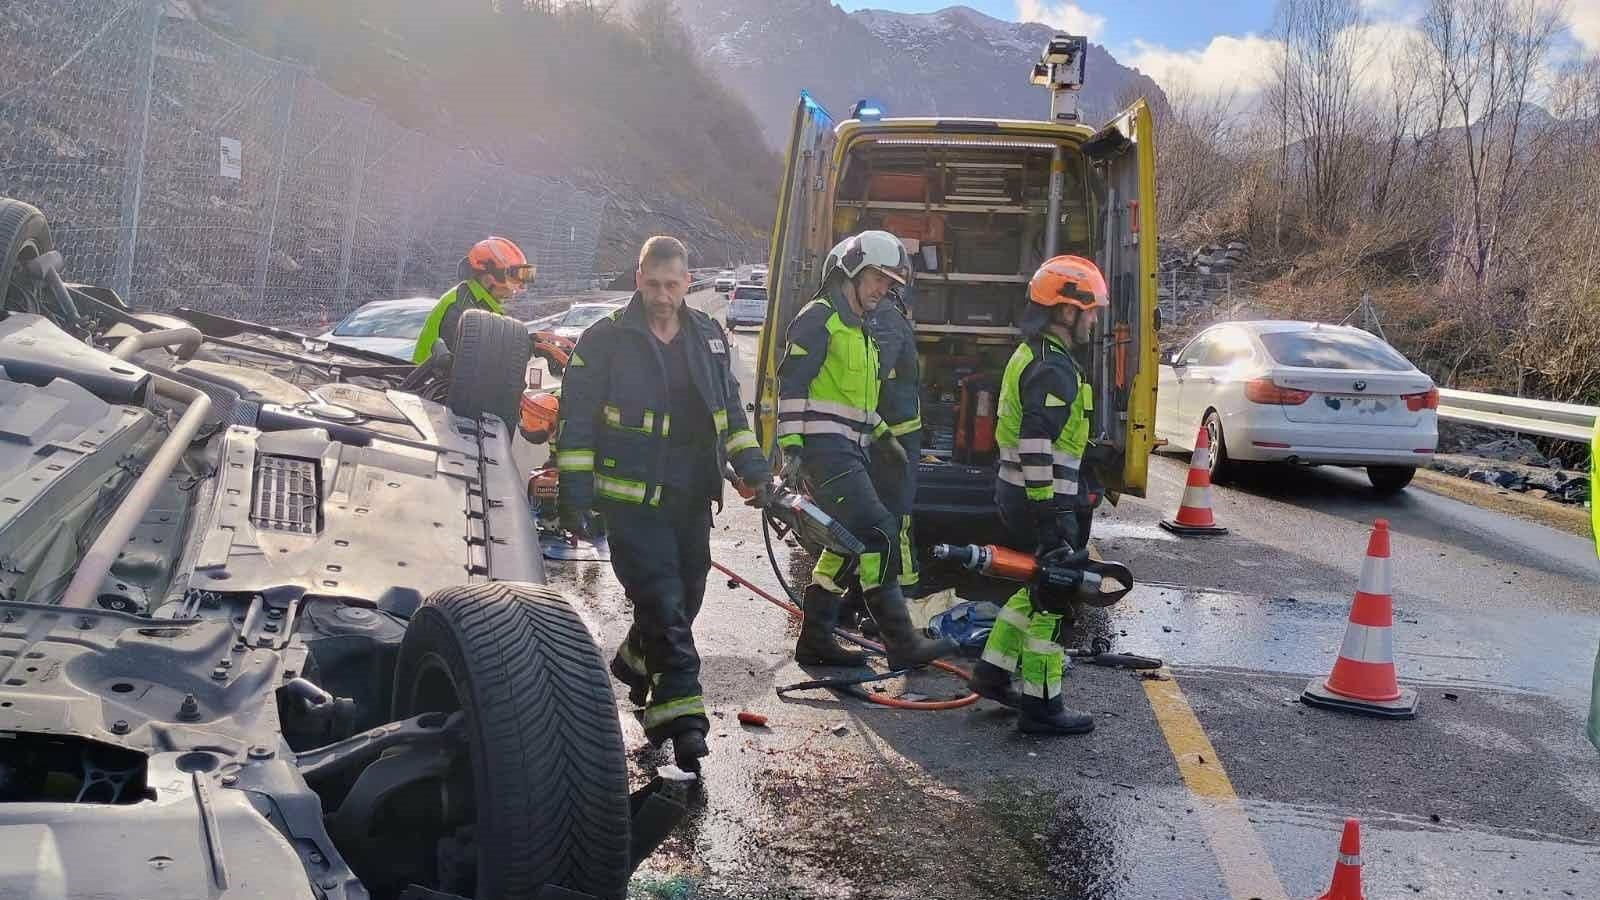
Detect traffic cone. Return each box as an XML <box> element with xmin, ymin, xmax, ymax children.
<box><xmin>1302</xmin><ymin>519</ymin><xmax>1419</xmax><ymax>718</ymax></box>
<box><xmin>1314</xmin><ymin>818</ymin><xmax>1365</xmax><ymax>899</ymax></box>
<box><xmin>1159</xmin><ymin>423</ymin><xmax>1228</xmax><ymax>536</ymax></box>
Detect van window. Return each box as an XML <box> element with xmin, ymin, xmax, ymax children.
<box><xmin>732</xmin><ymin>286</ymin><xmax>767</xmax><ymax>302</ymax></box>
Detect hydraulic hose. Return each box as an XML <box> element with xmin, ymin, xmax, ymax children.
<box><xmin>713</xmin><ymin>524</ymin><xmax>978</xmax><ymax>711</ymax></box>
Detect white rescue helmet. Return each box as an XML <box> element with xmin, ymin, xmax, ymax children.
<box><xmin>824</xmin><ymin>230</ymin><xmax>910</xmax><ymax>286</ymax></box>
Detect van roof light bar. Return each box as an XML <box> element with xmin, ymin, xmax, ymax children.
<box><xmin>869</xmin><ymin>138</ymin><xmax>1059</xmax><ymax>150</ymax></box>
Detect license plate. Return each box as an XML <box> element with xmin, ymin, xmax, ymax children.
<box><xmin>1322</xmin><ymin>394</ymin><xmax>1389</xmax><ymax>413</ymax></box>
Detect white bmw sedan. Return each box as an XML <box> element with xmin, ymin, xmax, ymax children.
<box><xmin>1155</xmin><ymin>321</ymin><xmax>1439</xmax><ymax>494</ymax></box>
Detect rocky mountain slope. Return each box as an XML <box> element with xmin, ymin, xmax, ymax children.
<box><xmin>673</xmin><ymin>1</ymin><xmax>1168</xmax><ymax>146</ymax></box>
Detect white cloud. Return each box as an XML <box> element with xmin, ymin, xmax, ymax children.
<box><xmin>1015</xmin><ymin>0</ymin><xmax>1106</xmax><ymax>40</ymax></box>
<box><xmin>1125</xmin><ymin>20</ymin><xmax>1433</xmax><ymax>107</ymax></box>
<box><xmin>1127</xmin><ymin>34</ymin><xmax>1283</xmax><ymax>101</ymax></box>
<box><xmin>1570</xmin><ymin>5</ymin><xmax>1600</xmax><ymax>53</ymax></box>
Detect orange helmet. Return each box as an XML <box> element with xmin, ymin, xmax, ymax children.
<box><xmin>519</xmin><ymin>390</ymin><xmax>560</xmax><ymax>444</ymax></box>
<box><xmin>1027</xmin><ymin>255</ymin><xmax>1108</xmax><ymax>311</ymax></box>
<box><xmin>466</xmin><ymin>236</ymin><xmax>536</xmax><ymax>287</ymax></box>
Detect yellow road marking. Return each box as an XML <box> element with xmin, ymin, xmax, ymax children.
<box><xmin>1143</xmin><ymin>672</ymin><xmax>1290</xmax><ymax>900</ymax></box>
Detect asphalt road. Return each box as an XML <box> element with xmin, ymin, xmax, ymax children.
<box><xmin>543</xmin><ymin>290</ymin><xmax>1600</xmax><ymax>900</ymax></box>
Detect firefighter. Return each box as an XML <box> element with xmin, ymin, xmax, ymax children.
<box><xmin>778</xmin><ymin>230</ymin><xmax>956</xmax><ymax>670</ymax></box>
<box><xmin>966</xmin><ymin>255</ymin><xmax>1108</xmax><ymax>736</ymax></box>
<box><xmin>868</xmin><ymin>278</ymin><xmax>924</xmax><ymax>597</ymax></box>
<box><xmin>413</xmin><ymin>236</ymin><xmax>536</xmax><ymax>364</ymax></box>
<box><xmin>555</xmin><ymin>236</ymin><xmax>770</xmax><ymax>771</ymax></box>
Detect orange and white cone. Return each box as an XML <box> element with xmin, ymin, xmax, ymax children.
<box><xmin>1314</xmin><ymin>818</ymin><xmax>1366</xmax><ymax>899</ymax></box>
<box><xmin>1302</xmin><ymin>519</ymin><xmax>1418</xmax><ymax>718</ymax></box>
<box><xmin>1159</xmin><ymin>423</ymin><xmax>1228</xmax><ymax>536</ymax></box>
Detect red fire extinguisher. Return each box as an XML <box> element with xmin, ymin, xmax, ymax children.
<box><xmin>955</xmin><ymin>373</ymin><xmax>998</xmax><ymax>463</ymax></box>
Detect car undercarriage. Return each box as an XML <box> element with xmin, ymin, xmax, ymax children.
<box><xmin>0</xmin><ymin>196</ymin><xmax>679</xmax><ymax>900</ymax></box>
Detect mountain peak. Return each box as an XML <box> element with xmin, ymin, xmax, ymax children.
<box><xmin>672</xmin><ymin>0</ymin><xmax>1166</xmax><ymax>145</ymax></box>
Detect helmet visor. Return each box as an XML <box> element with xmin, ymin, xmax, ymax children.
<box><xmin>501</xmin><ymin>263</ymin><xmax>538</xmax><ymax>287</ymax></box>
<box><xmin>868</xmin><ymin>264</ymin><xmax>907</xmax><ymax>286</ymax></box>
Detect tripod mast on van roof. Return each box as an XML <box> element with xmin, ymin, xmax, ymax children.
<box><xmin>1030</xmin><ymin>34</ymin><xmax>1088</xmax><ymax>125</ymax></box>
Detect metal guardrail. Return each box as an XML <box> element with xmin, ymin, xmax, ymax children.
<box><xmin>1437</xmin><ymin>388</ymin><xmax>1597</xmax><ymax>443</ymax></box>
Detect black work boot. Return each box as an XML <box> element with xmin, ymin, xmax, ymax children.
<box><xmin>1018</xmin><ymin>695</ymin><xmax>1095</xmax><ymax>736</ymax></box>
<box><xmin>672</xmin><ymin>729</ymin><xmax>709</xmax><ymax>772</ymax></box>
<box><xmin>864</xmin><ymin>583</ymin><xmax>958</xmax><ymax>670</ymax></box>
<box><xmin>794</xmin><ymin>585</ymin><xmax>869</xmax><ymax>666</ymax></box>
<box><xmin>608</xmin><ymin>655</ymin><xmax>650</xmax><ymax>708</ymax></box>
<box><xmin>967</xmin><ymin>660</ymin><xmax>1022</xmax><ymax>709</ymax></box>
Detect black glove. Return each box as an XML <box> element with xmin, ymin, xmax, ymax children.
<box><xmin>560</xmin><ymin>505</ymin><xmax>599</xmax><ymax>541</ymax></box>
<box><xmin>743</xmin><ymin>475</ymin><xmax>776</xmax><ymax>509</ymax></box>
<box><xmin>872</xmin><ymin>434</ymin><xmax>908</xmax><ymax>468</ymax></box>
<box><xmin>1032</xmin><ymin>545</ymin><xmax>1089</xmax><ymax>614</ymax></box>
<box><xmin>1032</xmin><ymin>503</ymin><xmax>1068</xmax><ymax>557</ymax></box>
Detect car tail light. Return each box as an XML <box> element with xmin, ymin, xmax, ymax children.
<box><xmin>1404</xmin><ymin>386</ymin><xmax>1440</xmax><ymax>412</ymax></box>
<box><xmin>1244</xmin><ymin>378</ymin><xmax>1311</xmax><ymax>405</ymax></box>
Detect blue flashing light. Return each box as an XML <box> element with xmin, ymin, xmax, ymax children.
<box><xmin>850</xmin><ymin>98</ymin><xmax>885</xmax><ymax>121</ymax></box>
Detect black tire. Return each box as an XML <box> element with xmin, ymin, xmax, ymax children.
<box><xmin>1202</xmin><ymin>410</ymin><xmax>1238</xmax><ymax>484</ymax></box>
<box><xmin>393</xmin><ymin>582</ymin><xmax>630</xmax><ymax>900</ymax></box>
<box><xmin>1367</xmin><ymin>465</ymin><xmax>1416</xmax><ymax>495</ymax></box>
<box><xmin>448</xmin><ymin>309</ymin><xmax>532</xmax><ymax>429</ymax></box>
<box><xmin>0</xmin><ymin>198</ymin><xmax>53</xmax><ymax>314</ymax></box>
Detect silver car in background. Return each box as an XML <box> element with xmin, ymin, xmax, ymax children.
<box><xmin>1156</xmin><ymin>321</ymin><xmax>1439</xmax><ymax>494</ymax></box>
<box><xmin>315</xmin><ymin>296</ymin><xmax>437</xmax><ymax>361</ymax></box>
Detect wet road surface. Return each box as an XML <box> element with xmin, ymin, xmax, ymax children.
<box><xmin>543</xmin><ymin>291</ymin><xmax>1600</xmax><ymax>899</ymax></box>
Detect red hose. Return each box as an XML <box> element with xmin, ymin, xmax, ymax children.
<box><xmin>710</xmin><ymin>560</ymin><xmax>980</xmax><ymax>711</ymax></box>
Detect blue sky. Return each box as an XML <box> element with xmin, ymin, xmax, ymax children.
<box><xmin>834</xmin><ymin>1</ymin><xmax>1600</xmax><ymax>103</ymax></box>
<box><xmin>836</xmin><ymin>0</ymin><xmax>1276</xmax><ymax>53</ymax></box>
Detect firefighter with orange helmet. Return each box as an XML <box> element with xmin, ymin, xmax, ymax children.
<box><xmin>967</xmin><ymin>255</ymin><xmax>1109</xmax><ymax>736</ymax></box>
<box><xmin>412</xmin><ymin>236</ymin><xmax>537</xmax><ymax>364</ymax></box>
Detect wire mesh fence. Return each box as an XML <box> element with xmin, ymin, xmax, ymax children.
<box><xmin>1158</xmin><ymin>270</ymin><xmax>1235</xmax><ymax>327</ymax></box>
<box><xmin>1</xmin><ymin>0</ymin><xmax>606</xmax><ymax>331</ymax></box>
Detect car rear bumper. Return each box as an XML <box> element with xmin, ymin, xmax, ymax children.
<box><xmin>1226</xmin><ymin>417</ymin><xmax>1438</xmax><ymax>466</ymax></box>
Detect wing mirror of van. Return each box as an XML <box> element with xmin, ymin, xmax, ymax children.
<box><xmin>1162</xmin><ymin>348</ymin><xmax>1183</xmax><ymax>367</ymax></box>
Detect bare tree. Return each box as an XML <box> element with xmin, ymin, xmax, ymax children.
<box><xmin>1421</xmin><ymin>0</ymin><xmax>1565</xmax><ymax>289</ymax></box>
<box><xmin>1268</xmin><ymin>0</ymin><xmax>1377</xmax><ymax>233</ymax></box>
<box><xmin>1117</xmin><ymin>84</ymin><xmax>1242</xmax><ymax>239</ymax></box>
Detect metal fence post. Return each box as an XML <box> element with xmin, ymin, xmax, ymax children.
<box><xmin>112</xmin><ymin>0</ymin><xmax>163</xmax><ymax>300</ymax></box>
<box><xmin>392</xmin><ymin>137</ymin><xmax>425</xmax><ymax>297</ymax></box>
<box><xmin>254</xmin><ymin>67</ymin><xmax>300</xmax><ymax>305</ymax></box>
<box><xmin>335</xmin><ymin>102</ymin><xmax>374</xmax><ymax>307</ymax></box>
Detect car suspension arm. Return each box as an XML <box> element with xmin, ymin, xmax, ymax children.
<box><xmin>60</xmin><ymin>328</ymin><xmax>212</xmax><ymax>608</ymax></box>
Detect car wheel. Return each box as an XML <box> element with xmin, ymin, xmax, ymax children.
<box><xmin>1367</xmin><ymin>465</ymin><xmax>1416</xmax><ymax>495</ymax></box>
<box><xmin>448</xmin><ymin>309</ymin><xmax>532</xmax><ymax>429</ymax></box>
<box><xmin>393</xmin><ymin>582</ymin><xmax>631</xmax><ymax>900</ymax></box>
<box><xmin>1202</xmin><ymin>411</ymin><xmax>1238</xmax><ymax>484</ymax></box>
<box><xmin>0</xmin><ymin>197</ymin><xmax>53</xmax><ymax>314</ymax></box>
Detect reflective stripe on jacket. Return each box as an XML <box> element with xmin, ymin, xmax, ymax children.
<box><xmin>555</xmin><ymin>293</ymin><xmax>768</xmax><ymax>509</ymax></box>
<box><xmin>776</xmin><ymin>288</ymin><xmax>887</xmax><ymax>456</ymax></box>
<box><xmin>995</xmin><ymin>333</ymin><xmax>1091</xmax><ymax>505</ymax></box>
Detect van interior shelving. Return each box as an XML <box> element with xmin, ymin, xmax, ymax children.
<box><xmin>831</xmin><ymin>139</ymin><xmax>1099</xmax><ymax>466</ymax></box>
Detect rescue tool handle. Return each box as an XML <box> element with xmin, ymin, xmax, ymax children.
<box><xmin>728</xmin><ymin>467</ymin><xmax>867</xmax><ymax>557</ymax></box>
<box><xmin>930</xmin><ymin>543</ymin><xmax>1134</xmax><ymax>608</ymax></box>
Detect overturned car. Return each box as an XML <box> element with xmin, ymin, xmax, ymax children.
<box><xmin>0</xmin><ymin>198</ymin><xmax>676</xmax><ymax>900</ymax></box>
